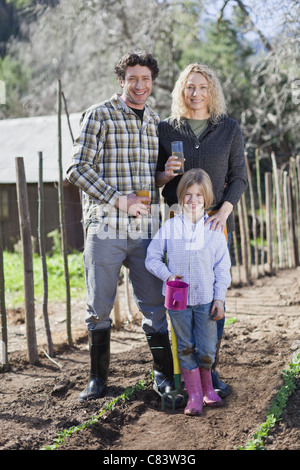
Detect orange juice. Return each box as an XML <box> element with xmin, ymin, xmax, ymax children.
<box><xmin>137</xmin><ymin>189</ymin><xmax>150</xmax><ymax>204</ymax></box>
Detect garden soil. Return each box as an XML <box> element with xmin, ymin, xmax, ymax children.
<box><xmin>0</xmin><ymin>267</ymin><xmax>300</xmax><ymax>452</ymax></box>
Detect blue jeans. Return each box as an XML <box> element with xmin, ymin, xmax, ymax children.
<box><xmin>83</xmin><ymin>223</ymin><xmax>168</xmax><ymax>334</ymax></box>
<box><xmin>168</xmin><ymin>302</ymin><xmax>218</xmax><ymax>370</ymax></box>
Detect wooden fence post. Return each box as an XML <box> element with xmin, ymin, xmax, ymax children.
<box><xmin>289</xmin><ymin>158</ymin><xmax>299</xmax><ymax>266</ymax></box>
<box><xmin>232</xmin><ymin>227</ymin><xmax>241</xmax><ymax>285</ymax></box>
<box><xmin>265</xmin><ymin>172</ymin><xmax>274</xmax><ymax>274</ymax></box>
<box><xmin>242</xmin><ymin>193</ymin><xmax>252</xmax><ymax>275</ymax></box>
<box><xmin>245</xmin><ymin>153</ymin><xmax>259</xmax><ymax>277</ymax></box>
<box><xmin>271</xmin><ymin>152</ymin><xmax>283</xmax><ymax>268</ymax></box>
<box><xmin>0</xmin><ymin>223</ymin><xmax>8</xmax><ymax>368</ymax></box>
<box><xmin>124</xmin><ymin>268</ymin><xmax>133</xmax><ymax>322</ymax></box>
<box><xmin>15</xmin><ymin>157</ymin><xmax>38</xmax><ymax>364</ymax></box>
<box><xmin>38</xmin><ymin>151</ymin><xmax>54</xmax><ymax>357</ymax></box>
<box><xmin>287</xmin><ymin>173</ymin><xmax>297</xmax><ymax>267</ymax></box>
<box><xmin>295</xmin><ymin>156</ymin><xmax>300</xmax><ymax>259</ymax></box>
<box><xmin>112</xmin><ymin>290</ymin><xmax>122</xmax><ymax>330</ymax></box>
<box><xmin>283</xmin><ymin>171</ymin><xmax>293</xmax><ymax>268</ymax></box>
<box><xmin>255</xmin><ymin>149</ymin><xmax>265</xmax><ymax>274</ymax></box>
<box><xmin>237</xmin><ymin>196</ymin><xmax>250</xmax><ymax>284</ymax></box>
<box><xmin>57</xmin><ymin>79</ymin><xmax>72</xmax><ymax>347</ymax></box>
<box><xmin>290</xmin><ymin>157</ymin><xmax>300</xmax><ymax>260</ymax></box>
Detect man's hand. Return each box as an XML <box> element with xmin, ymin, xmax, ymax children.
<box><xmin>115</xmin><ymin>193</ymin><xmax>151</xmax><ymax>217</ymax></box>
<box><xmin>210</xmin><ymin>300</ymin><xmax>225</xmax><ymax>321</ymax></box>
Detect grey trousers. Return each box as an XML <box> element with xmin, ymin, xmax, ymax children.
<box><xmin>83</xmin><ymin>224</ymin><xmax>168</xmax><ymax>334</ymax></box>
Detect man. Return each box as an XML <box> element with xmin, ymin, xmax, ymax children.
<box><xmin>66</xmin><ymin>51</ymin><xmax>176</xmax><ymax>405</ymax></box>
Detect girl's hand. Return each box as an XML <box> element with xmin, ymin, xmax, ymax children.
<box><xmin>167</xmin><ymin>274</ymin><xmax>183</xmax><ymax>281</ymax></box>
<box><xmin>210</xmin><ymin>300</ymin><xmax>225</xmax><ymax>321</ymax></box>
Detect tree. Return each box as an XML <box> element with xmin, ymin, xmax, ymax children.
<box><xmin>238</xmin><ymin>1</ymin><xmax>300</xmax><ymax>158</ymax></box>
<box><xmin>215</xmin><ymin>0</ymin><xmax>300</xmax><ymax>159</ymax></box>
<box><xmin>186</xmin><ymin>11</ymin><xmax>254</xmax><ymax>121</ymax></box>
<box><xmin>6</xmin><ymin>0</ymin><xmax>204</xmax><ymax>118</ymax></box>
<box><xmin>0</xmin><ymin>55</ymin><xmax>30</xmax><ymax>118</ymax></box>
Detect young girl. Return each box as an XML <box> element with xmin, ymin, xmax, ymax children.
<box><xmin>145</xmin><ymin>168</ymin><xmax>231</xmax><ymax>416</ymax></box>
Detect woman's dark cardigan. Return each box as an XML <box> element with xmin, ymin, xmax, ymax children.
<box><xmin>157</xmin><ymin>115</ymin><xmax>248</xmax><ymax>233</ymax></box>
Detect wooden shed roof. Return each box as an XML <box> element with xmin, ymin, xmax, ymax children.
<box><xmin>0</xmin><ymin>113</ymin><xmax>81</xmax><ymax>184</ymax></box>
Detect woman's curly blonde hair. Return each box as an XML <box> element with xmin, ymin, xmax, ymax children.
<box><xmin>171</xmin><ymin>63</ymin><xmax>226</xmax><ymax>124</ymax></box>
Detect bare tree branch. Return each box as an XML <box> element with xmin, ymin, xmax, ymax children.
<box><xmin>234</xmin><ymin>0</ymin><xmax>273</xmax><ymax>51</ymax></box>
<box><xmin>218</xmin><ymin>0</ymin><xmax>273</xmax><ymax>51</ymax></box>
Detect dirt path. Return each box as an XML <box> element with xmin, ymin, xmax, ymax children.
<box><xmin>0</xmin><ymin>267</ymin><xmax>299</xmax><ymax>451</ymax></box>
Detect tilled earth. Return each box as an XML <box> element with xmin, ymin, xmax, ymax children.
<box><xmin>0</xmin><ymin>267</ymin><xmax>300</xmax><ymax>452</ymax></box>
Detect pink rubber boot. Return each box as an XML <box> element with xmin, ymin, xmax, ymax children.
<box><xmin>200</xmin><ymin>368</ymin><xmax>224</xmax><ymax>407</ymax></box>
<box><xmin>182</xmin><ymin>367</ymin><xmax>203</xmax><ymax>416</ymax></box>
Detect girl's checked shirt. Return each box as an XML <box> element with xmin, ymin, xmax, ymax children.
<box><xmin>146</xmin><ymin>212</ymin><xmax>231</xmax><ymax>306</ymax></box>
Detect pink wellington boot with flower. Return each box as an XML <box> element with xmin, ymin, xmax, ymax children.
<box><xmin>182</xmin><ymin>367</ymin><xmax>203</xmax><ymax>416</ymax></box>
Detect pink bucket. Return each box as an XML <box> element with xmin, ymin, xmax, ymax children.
<box><xmin>164</xmin><ymin>280</ymin><xmax>189</xmax><ymax>311</ymax></box>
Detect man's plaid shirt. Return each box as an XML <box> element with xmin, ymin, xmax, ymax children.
<box><xmin>67</xmin><ymin>94</ymin><xmax>160</xmax><ymax>232</ymax></box>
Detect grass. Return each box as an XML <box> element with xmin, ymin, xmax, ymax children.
<box><xmin>3</xmin><ymin>250</ymin><xmax>86</xmax><ymax>308</ymax></box>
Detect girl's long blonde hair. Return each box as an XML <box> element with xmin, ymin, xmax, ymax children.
<box><xmin>171</xmin><ymin>63</ymin><xmax>226</xmax><ymax>124</ymax></box>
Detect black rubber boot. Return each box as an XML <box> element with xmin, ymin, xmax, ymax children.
<box><xmin>78</xmin><ymin>328</ymin><xmax>111</xmax><ymax>402</ymax></box>
<box><xmin>212</xmin><ymin>338</ymin><xmax>230</xmax><ymax>398</ymax></box>
<box><xmin>146</xmin><ymin>332</ymin><xmax>182</xmax><ymax>408</ymax></box>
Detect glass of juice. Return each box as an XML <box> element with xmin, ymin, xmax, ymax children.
<box><xmin>137</xmin><ymin>184</ymin><xmax>150</xmax><ymax>205</ymax></box>
<box><xmin>171</xmin><ymin>141</ymin><xmax>184</xmax><ymax>174</ymax></box>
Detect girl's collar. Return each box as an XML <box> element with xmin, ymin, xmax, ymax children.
<box><xmin>179</xmin><ymin>211</ymin><xmax>208</xmax><ymax>225</ymax></box>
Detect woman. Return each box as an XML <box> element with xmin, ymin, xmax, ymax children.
<box><xmin>156</xmin><ymin>63</ymin><xmax>247</xmax><ymax>397</ymax></box>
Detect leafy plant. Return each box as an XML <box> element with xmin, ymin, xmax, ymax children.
<box><xmin>225</xmin><ymin>317</ymin><xmax>237</xmax><ymax>327</ymax></box>
<box><xmin>41</xmin><ymin>378</ymin><xmax>149</xmax><ymax>450</ymax></box>
<box><xmin>239</xmin><ymin>353</ymin><xmax>300</xmax><ymax>450</ymax></box>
